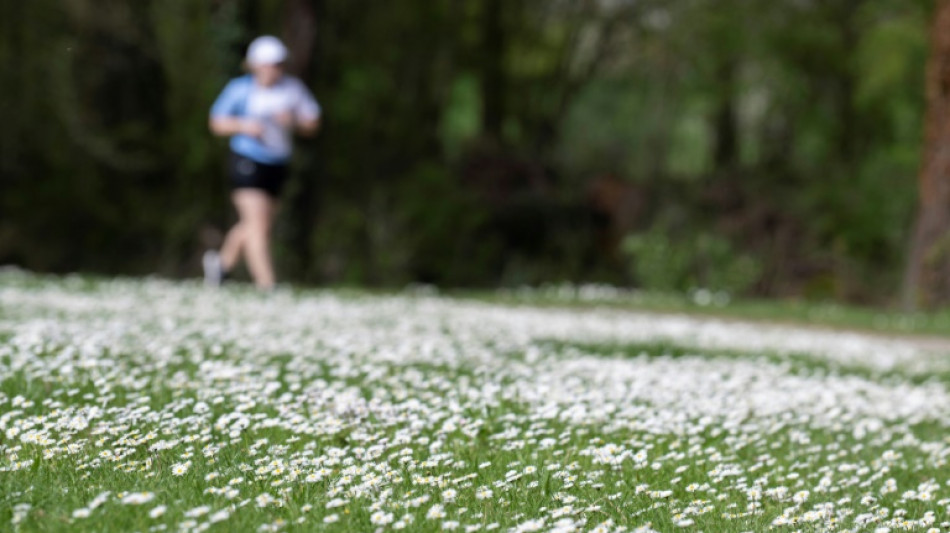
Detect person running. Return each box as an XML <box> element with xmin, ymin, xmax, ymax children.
<box><xmin>203</xmin><ymin>35</ymin><xmax>321</xmax><ymax>290</ymax></box>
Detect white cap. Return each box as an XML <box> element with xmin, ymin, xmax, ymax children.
<box><xmin>246</xmin><ymin>36</ymin><xmax>288</xmax><ymax>66</ymax></box>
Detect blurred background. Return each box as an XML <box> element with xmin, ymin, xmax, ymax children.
<box><xmin>0</xmin><ymin>0</ymin><xmax>941</xmax><ymax>306</ymax></box>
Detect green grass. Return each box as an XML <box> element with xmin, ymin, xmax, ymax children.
<box><xmin>1</xmin><ymin>272</ymin><xmax>949</xmax><ymax>532</ymax></box>
<box><xmin>4</xmin><ymin>373</ymin><xmax>947</xmax><ymax>532</ymax></box>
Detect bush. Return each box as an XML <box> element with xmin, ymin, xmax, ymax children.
<box><xmin>622</xmin><ymin>226</ymin><xmax>762</xmax><ymax>296</ymax></box>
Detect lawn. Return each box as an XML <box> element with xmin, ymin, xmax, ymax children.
<box><xmin>1</xmin><ymin>271</ymin><xmax>949</xmax><ymax>532</ymax></box>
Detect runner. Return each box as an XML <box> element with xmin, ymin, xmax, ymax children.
<box><xmin>204</xmin><ymin>35</ymin><xmax>321</xmax><ymax>290</ymax></box>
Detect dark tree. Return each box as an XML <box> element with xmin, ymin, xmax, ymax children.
<box><xmin>905</xmin><ymin>0</ymin><xmax>950</xmax><ymax>308</ymax></box>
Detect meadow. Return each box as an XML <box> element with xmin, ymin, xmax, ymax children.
<box><xmin>1</xmin><ymin>271</ymin><xmax>949</xmax><ymax>532</ymax></box>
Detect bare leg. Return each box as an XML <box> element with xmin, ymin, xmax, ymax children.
<box><xmin>219</xmin><ymin>223</ymin><xmax>245</xmax><ymax>273</ymax></box>
<box><xmin>232</xmin><ymin>189</ymin><xmax>277</xmax><ymax>289</ymax></box>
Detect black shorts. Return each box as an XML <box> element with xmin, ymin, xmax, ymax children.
<box><xmin>228</xmin><ymin>151</ymin><xmax>289</xmax><ymax>197</ymax></box>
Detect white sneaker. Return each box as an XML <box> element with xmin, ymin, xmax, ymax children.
<box><xmin>202</xmin><ymin>250</ymin><xmax>223</xmax><ymax>287</ymax></box>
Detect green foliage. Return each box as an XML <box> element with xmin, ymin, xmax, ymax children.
<box><xmin>0</xmin><ymin>0</ymin><xmax>936</xmax><ymax>303</ymax></box>
<box><xmin>440</xmin><ymin>75</ymin><xmax>483</xmax><ymax>159</ymax></box>
<box><xmin>622</xmin><ymin>227</ymin><xmax>762</xmax><ymax>296</ymax></box>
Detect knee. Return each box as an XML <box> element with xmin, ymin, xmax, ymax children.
<box><xmin>244</xmin><ymin>221</ymin><xmax>270</xmax><ymax>244</ymax></box>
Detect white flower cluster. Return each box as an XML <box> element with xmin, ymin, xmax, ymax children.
<box><xmin>0</xmin><ymin>272</ymin><xmax>948</xmax><ymax>532</ymax></box>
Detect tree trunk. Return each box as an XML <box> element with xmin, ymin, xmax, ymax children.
<box><xmin>904</xmin><ymin>0</ymin><xmax>950</xmax><ymax>309</ymax></box>
<box><xmin>283</xmin><ymin>0</ymin><xmax>320</xmax><ymax>281</ymax></box>
<box><xmin>283</xmin><ymin>0</ymin><xmax>316</xmax><ymax>77</ymax></box>
<box><xmin>713</xmin><ymin>57</ymin><xmax>739</xmax><ymax>170</ymax></box>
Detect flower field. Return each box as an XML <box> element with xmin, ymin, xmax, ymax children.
<box><xmin>2</xmin><ymin>272</ymin><xmax>950</xmax><ymax>532</ymax></box>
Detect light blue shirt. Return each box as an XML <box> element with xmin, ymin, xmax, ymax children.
<box><xmin>210</xmin><ymin>75</ymin><xmax>321</xmax><ymax>165</ymax></box>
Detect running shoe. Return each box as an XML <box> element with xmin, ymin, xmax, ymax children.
<box><xmin>202</xmin><ymin>250</ymin><xmax>223</xmax><ymax>287</ymax></box>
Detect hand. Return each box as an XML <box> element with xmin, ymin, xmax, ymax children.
<box><xmin>273</xmin><ymin>111</ymin><xmax>295</xmax><ymax>129</ymax></box>
<box><xmin>241</xmin><ymin>119</ymin><xmax>265</xmax><ymax>138</ymax></box>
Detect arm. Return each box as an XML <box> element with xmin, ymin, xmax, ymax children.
<box><xmin>209</xmin><ymin>116</ymin><xmax>264</xmax><ymax>138</ymax></box>
<box><xmin>290</xmin><ymin>79</ymin><xmax>322</xmax><ymax>138</ymax></box>
<box><xmin>273</xmin><ymin>111</ymin><xmax>320</xmax><ymax>137</ymax></box>
<box><xmin>295</xmin><ymin>115</ymin><xmax>320</xmax><ymax>137</ymax></box>
<box><xmin>209</xmin><ymin>77</ymin><xmax>263</xmax><ymax>138</ymax></box>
